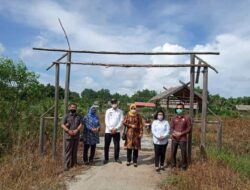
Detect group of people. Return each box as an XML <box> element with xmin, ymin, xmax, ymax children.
<box><xmin>61</xmin><ymin>99</ymin><xmax>191</xmax><ymax>172</ymax></box>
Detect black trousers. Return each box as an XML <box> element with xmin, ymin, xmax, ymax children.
<box><xmin>65</xmin><ymin>138</ymin><xmax>79</xmax><ymax>169</ymax></box>
<box><xmin>171</xmin><ymin>140</ymin><xmax>187</xmax><ymax>169</ymax></box>
<box><xmin>127</xmin><ymin>149</ymin><xmax>139</xmax><ymax>163</ymax></box>
<box><xmin>83</xmin><ymin>143</ymin><xmax>96</xmax><ymax>163</ymax></box>
<box><xmin>154</xmin><ymin>143</ymin><xmax>167</xmax><ymax>167</ymax></box>
<box><xmin>104</xmin><ymin>133</ymin><xmax>120</xmax><ymax>161</ymax></box>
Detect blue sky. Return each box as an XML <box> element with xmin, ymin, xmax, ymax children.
<box><xmin>0</xmin><ymin>0</ymin><xmax>250</xmax><ymax>97</ymax></box>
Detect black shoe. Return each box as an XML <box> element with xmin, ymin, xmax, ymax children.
<box><xmin>126</xmin><ymin>162</ymin><xmax>131</xmax><ymax>166</ymax></box>
<box><xmin>103</xmin><ymin>160</ymin><xmax>109</xmax><ymax>165</ymax></box>
<box><xmin>155</xmin><ymin>167</ymin><xmax>160</xmax><ymax>172</ymax></box>
<box><xmin>115</xmin><ymin>159</ymin><xmax>122</xmax><ymax>164</ymax></box>
<box><xmin>160</xmin><ymin>166</ymin><xmax>165</xmax><ymax>171</ymax></box>
<box><xmin>181</xmin><ymin>167</ymin><xmax>187</xmax><ymax>171</ymax></box>
<box><xmin>134</xmin><ymin>163</ymin><xmax>138</xmax><ymax>167</ymax></box>
<box><xmin>84</xmin><ymin>162</ymin><xmax>90</xmax><ymax>165</ymax></box>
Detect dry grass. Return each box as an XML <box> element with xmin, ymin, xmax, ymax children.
<box><xmin>161</xmin><ymin>159</ymin><xmax>250</xmax><ymax>190</ymax></box>
<box><xmin>161</xmin><ymin>117</ymin><xmax>250</xmax><ymax>190</ymax></box>
<box><xmin>0</xmin><ymin>139</ymin><xmax>87</xmax><ymax>190</ymax></box>
<box><xmin>0</xmin><ymin>151</ymin><xmax>65</xmax><ymax>190</ymax></box>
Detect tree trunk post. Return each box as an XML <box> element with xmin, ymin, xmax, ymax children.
<box><xmin>188</xmin><ymin>54</ymin><xmax>195</xmax><ymax>163</ymax></box>
<box><xmin>52</xmin><ymin>63</ymin><xmax>60</xmax><ymax>159</ymax></box>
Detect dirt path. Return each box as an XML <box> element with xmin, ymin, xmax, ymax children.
<box><xmin>67</xmin><ymin>137</ymin><xmax>169</xmax><ymax>190</ymax></box>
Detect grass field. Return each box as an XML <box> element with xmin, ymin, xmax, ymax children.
<box><xmin>161</xmin><ymin>117</ymin><xmax>250</xmax><ymax>190</ymax></box>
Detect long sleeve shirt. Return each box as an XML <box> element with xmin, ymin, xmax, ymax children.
<box><xmin>151</xmin><ymin>120</ymin><xmax>170</xmax><ymax>145</ymax></box>
<box><xmin>105</xmin><ymin>108</ymin><xmax>124</xmax><ymax>133</ymax></box>
<box><xmin>170</xmin><ymin>115</ymin><xmax>192</xmax><ymax>142</ymax></box>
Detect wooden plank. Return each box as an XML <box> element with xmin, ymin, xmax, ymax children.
<box><xmin>52</xmin><ymin>63</ymin><xmax>60</xmax><ymax>159</ymax></box>
<box><xmin>188</xmin><ymin>54</ymin><xmax>195</xmax><ymax>163</ymax></box>
<box><xmin>33</xmin><ymin>47</ymin><xmax>220</xmax><ymax>55</ymax></box>
<box><xmin>201</xmin><ymin>66</ymin><xmax>208</xmax><ymax>160</ymax></box>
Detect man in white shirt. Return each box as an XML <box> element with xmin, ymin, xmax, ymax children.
<box><xmin>103</xmin><ymin>99</ymin><xmax>124</xmax><ymax>164</ymax></box>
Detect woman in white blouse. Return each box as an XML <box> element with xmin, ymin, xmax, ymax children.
<box><xmin>151</xmin><ymin>110</ymin><xmax>170</xmax><ymax>172</ymax></box>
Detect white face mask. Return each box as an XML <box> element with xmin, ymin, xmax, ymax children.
<box><xmin>112</xmin><ymin>104</ymin><xmax>118</xmax><ymax>109</ymax></box>
<box><xmin>157</xmin><ymin>115</ymin><xmax>163</xmax><ymax>121</ymax></box>
<box><xmin>130</xmin><ymin>109</ymin><xmax>136</xmax><ymax>113</ymax></box>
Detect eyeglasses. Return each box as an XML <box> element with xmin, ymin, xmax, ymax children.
<box><xmin>131</xmin><ymin>108</ymin><xmax>136</xmax><ymax>110</ymax></box>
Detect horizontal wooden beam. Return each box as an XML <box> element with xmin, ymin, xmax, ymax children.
<box><xmin>33</xmin><ymin>47</ymin><xmax>220</xmax><ymax>55</ymax></box>
<box><xmin>53</xmin><ymin>61</ymin><xmax>210</xmax><ymax>68</ymax></box>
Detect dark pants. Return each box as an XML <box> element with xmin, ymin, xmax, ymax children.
<box><xmin>127</xmin><ymin>149</ymin><xmax>139</xmax><ymax>163</ymax></box>
<box><xmin>104</xmin><ymin>133</ymin><xmax>120</xmax><ymax>161</ymax></box>
<box><xmin>83</xmin><ymin>143</ymin><xmax>96</xmax><ymax>163</ymax></box>
<box><xmin>65</xmin><ymin>138</ymin><xmax>79</xmax><ymax>169</ymax></box>
<box><xmin>171</xmin><ymin>140</ymin><xmax>187</xmax><ymax>169</ymax></box>
<box><xmin>154</xmin><ymin>143</ymin><xmax>167</xmax><ymax>167</ymax></box>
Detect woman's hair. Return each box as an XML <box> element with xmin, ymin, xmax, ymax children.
<box><xmin>154</xmin><ymin>110</ymin><xmax>165</xmax><ymax>120</ymax></box>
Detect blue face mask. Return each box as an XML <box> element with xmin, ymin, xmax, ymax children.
<box><xmin>176</xmin><ymin>108</ymin><xmax>183</xmax><ymax>115</ymax></box>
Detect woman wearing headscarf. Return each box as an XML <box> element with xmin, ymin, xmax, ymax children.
<box><xmin>123</xmin><ymin>104</ymin><xmax>143</xmax><ymax>167</ymax></box>
<box><xmin>82</xmin><ymin>105</ymin><xmax>100</xmax><ymax>165</ymax></box>
<box><xmin>151</xmin><ymin>110</ymin><xmax>170</xmax><ymax>172</ymax></box>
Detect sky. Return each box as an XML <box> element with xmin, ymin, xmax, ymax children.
<box><xmin>0</xmin><ymin>0</ymin><xmax>250</xmax><ymax>97</ymax></box>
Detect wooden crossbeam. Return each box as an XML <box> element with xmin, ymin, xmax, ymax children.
<box><xmin>53</xmin><ymin>61</ymin><xmax>209</xmax><ymax>68</ymax></box>
<box><xmin>33</xmin><ymin>47</ymin><xmax>220</xmax><ymax>55</ymax></box>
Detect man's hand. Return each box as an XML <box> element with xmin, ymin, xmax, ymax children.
<box><xmin>72</xmin><ymin>129</ymin><xmax>79</xmax><ymax>136</ymax></box>
<box><xmin>159</xmin><ymin>136</ymin><xmax>164</xmax><ymax>140</ymax></box>
<box><xmin>111</xmin><ymin>128</ymin><xmax>117</xmax><ymax>134</ymax></box>
<box><xmin>173</xmin><ymin>131</ymin><xmax>182</xmax><ymax>138</ymax></box>
<box><xmin>68</xmin><ymin>130</ymin><xmax>74</xmax><ymax>136</ymax></box>
<box><xmin>139</xmin><ymin>134</ymin><xmax>143</xmax><ymax>138</ymax></box>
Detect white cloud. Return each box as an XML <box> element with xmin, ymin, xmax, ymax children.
<box><xmin>193</xmin><ymin>33</ymin><xmax>250</xmax><ymax>97</ymax></box>
<box><xmin>1</xmin><ymin>1</ymin><xmax>250</xmax><ymax>98</ymax></box>
<box><xmin>142</xmin><ymin>43</ymin><xmax>189</xmax><ymax>91</ymax></box>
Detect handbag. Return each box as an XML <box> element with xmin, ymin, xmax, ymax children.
<box><xmin>122</xmin><ymin>125</ymin><xmax>127</xmax><ymax>140</ymax></box>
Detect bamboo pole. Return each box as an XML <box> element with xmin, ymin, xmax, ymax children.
<box><xmin>52</xmin><ymin>63</ymin><xmax>60</xmax><ymax>159</ymax></box>
<box><xmin>33</xmin><ymin>47</ymin><xmax>220</xmax><ymax>55</ymax></box>
<box><xmin>188</xmin><ymin>54</ymin><xmax>195</xmax><ymax>163</ymax></box>
<box><xmin>216</xmin><ymin>121</ymin><xmax>222</xmax><ymax>150</ymax></box>
<box><xmin>46</xmin><ymin>52</ymin><xmax>68</xmax><ymax>71</ymax></box>
<box><xmin>39</xmin><ymin>117</ymin><xmax>45</xmax><ymax>156</ymax></box>
<box><xmin>53</xmin><ymin>61</ymin><xmax>206</xmax><ymax>68</ymax></box>
<box><xmin>201</xmin><ymin>66</ymin><xmax>208</xmax><ymax>160</ymax></box>
<box><xmin>195</xmin><ymin>55</ymin><xmax>219</xmax><ymax>73</ymax></box>
<box><xmin>195</xmin><ymin>60</ymin><xmax>202</xmax><ymax>83</ymax></box>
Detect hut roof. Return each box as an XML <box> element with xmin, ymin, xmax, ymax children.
<box><xmin>149</xmin><ymin>85</ymin><xmax>203</xmax><ymax>102</ymax></box>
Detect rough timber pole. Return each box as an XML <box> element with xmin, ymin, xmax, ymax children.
<box><xmin>188</xmin><ymin>54</ymin><xmax>195</xmax><ymax>163</ymax></box>
<box><xmin>52</xmin><ymin>63</ymin><xmax>60</xmax><ymax>159</ymax></box>
<box><xmin>201</xmin><ymin>66</ymin><xmax>208</xmax><ymax>160</ymax></box>
<box><xmin>63</xmin><ymin>52</ymin><xmax>71</xmax><ymax>161</ymax></box>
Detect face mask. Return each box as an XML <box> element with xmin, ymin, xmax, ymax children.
<box><xmin>130</xmin><ymin>109</ymin><xmax>136</xmax><ymax>113</ymax></box>
<box><xmin>112</xmin><ymin>104</ymin><xmax>118</xmax><ymax>109</ymax></box>
<box><xmin>70</xmin><ymin>109</ymin><xmax>76</xmax><ymax>114</ymax></box>
<box><xmin>157</xmin><ymin>115</ymin><xmax>163</xmax><ymax>120</ymax></box>
<box><xmin>176</xmin><ymin>108</ymin><xmax>183</xmax><ymax>115</ymax></box>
